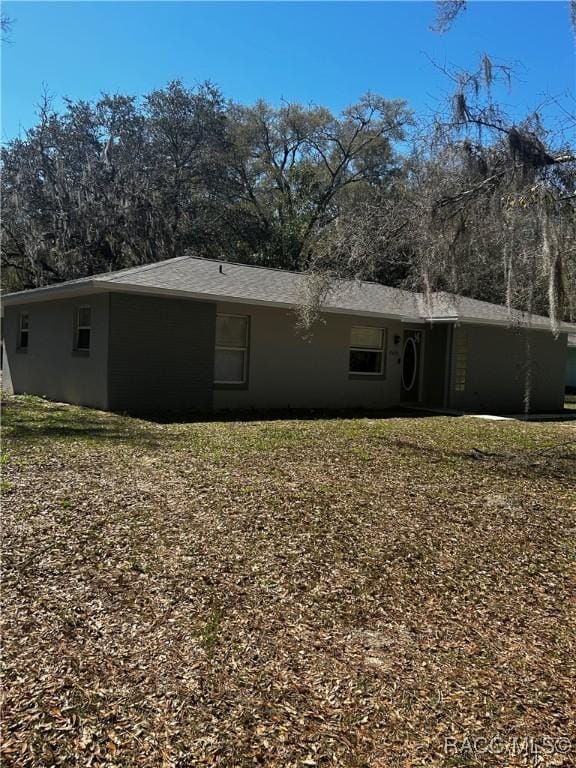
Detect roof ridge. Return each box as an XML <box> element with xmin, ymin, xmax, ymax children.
<box><xmin>180</xmin><ymin>254</ymin><xmax>305</xmax><ymax>278</ymax></box>
<box><xmin>174</xmin><ymin>254</ymin><xmax>418</xmax><ymax>297</ymax></box>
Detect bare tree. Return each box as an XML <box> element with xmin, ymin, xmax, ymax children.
<box><xmin>219</xmin><ymin>95</ymin><xmax>412</xmax><ymax>270</ymax></box>
<box><xmin>304</xmin><ymin>57</ymin><xmax>575</xmax><ymax>344</ymax></box>
<box><xmin>1</xmin><ymin>11</ymin><xmax>12</xmax><ymax>38</ymax></box>
<box><xmin>431</xmin><ymin>0</ymin><xmax>466</xmax><ymax>33</ymax></box>
<box><xmin>433</xmin><ymin>0</ymin><xmax>576</xmax><ymax>36</ymax></box>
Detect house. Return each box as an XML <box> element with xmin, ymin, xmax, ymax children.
<box><xmin>567</xmin><ymin>335</ymin><xmax>576</xmax><ymax>394</ymax></box>
<box><xmin>1</xmin><ymin>255</ymin><xmax>573</xmax><ymax>415</ymax></box>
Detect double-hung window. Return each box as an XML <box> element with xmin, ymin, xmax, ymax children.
<box><xmin>75</xmin><ymin>306</ymin><xmax>92</xmax><ymax>352</ymax></box>
<box><xmin>214</xmin><ymin>314</ymin><xmax>249</xmax><ymax>384</ymax></box>
<box><xmin>454</xmin><ymin>328</ymin><xmax>467</xmax><ymax>392</ymax></box>
<box><xmin>18</xmin><ymin>312</ymin><xmax>29</xmax><ymax>350</ymax></box>
<box><xmin>349</xmin><ymin>326</ymin><xmax>385</xmax><ymax>375</ymax></box>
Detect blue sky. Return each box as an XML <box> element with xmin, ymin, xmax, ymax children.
<box><xmin>2</xmin><ymin>1</ymin><xmax>574</xmax><ymax>142</ymax></box>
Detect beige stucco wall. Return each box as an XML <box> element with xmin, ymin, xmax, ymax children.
<box><xmin>213</xmin><ymin>302</ymin><xmax>408</xmax><ymax>410</ymax></box>
<box><xmin>449</xmin><ymin>324</ymin><xmax>568</xmax><ymax>413</ymax></box>
<box><xmin>2</xmin><ymin>294</ymin><xmax>110</xmax><ymax>410</ymax></box>
<box><xmin>3</xmin><ymin>293</ymin><xmax>568</xmax><ymax>416</ymax></box>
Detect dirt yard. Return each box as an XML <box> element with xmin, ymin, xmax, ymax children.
<box><xmin>2</xmin><ymin>395</ymin><xmax>575</xmax><ymax>767</ymax></box>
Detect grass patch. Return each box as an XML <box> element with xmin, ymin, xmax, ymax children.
<box><xmin>2</xmin><ymin>393</ymin><xmax>575</xmax><ymax>767</ymax></box>
<box><xmin>1</xmin><ymin>394</ymin><xmax>158</xmax><ymax>446</ymax></box>
<box><xmin>202</xmin><ymin>606</ymin><xmax>225</xmax><ymax>657</ymax></box>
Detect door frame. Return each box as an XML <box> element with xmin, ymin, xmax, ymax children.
<box><xmin>400</xmin><ymin>328</ymin><xmax>425</xmax><ymax>403</ymax></box>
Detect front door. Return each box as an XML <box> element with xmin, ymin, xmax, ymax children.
<box><xmin>401</xmin><ymin>330</ymin><xmax>423</xmax><ymax>403</ymax></box>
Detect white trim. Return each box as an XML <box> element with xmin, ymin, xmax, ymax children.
<box><xmin>0</xmin><ymin>281</ymin><xmax>424</xmax><ymax>324</ymax></box>
<box><xmin>2</xmin><ymin>280</ymin><xmax>102</xmax><ymax>306</ymax></box>
<box><xmin>400</xmin><ymin>328</ymin><xmax>425</xmax><ymax>401</ymax></box>
<box><xmin>2</xmin><ymin>279</ymin><xmax>575</xmax><ymax>333</ymax></box>
<box><xmin>427</xmin><ymin>314</ymin><xmax>569</xmax><ymax>331</ymax></box>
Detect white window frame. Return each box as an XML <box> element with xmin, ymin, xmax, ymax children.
<box><xmin>18</xmin><ymin>312</ymin><xmax>29</xmax><ymax>350</ymax></box>
<box><xmin>453</xmin><ymin>328</ymin><xmax>467</xmax><ymax>392</ymax></box>
<box><xmin>75</xmin><ymin>305</ymin><xmax>92</xmax><ymax>351</ymax></box>
<box><xmin>214</xmin><ymin>313</ymin><xmax>249</xmax><ymax>385</ymax></box>
<box><xmin>349</xmin><ymin>326</ymin><xmax>385</xmax><ymax>376</ymax></box>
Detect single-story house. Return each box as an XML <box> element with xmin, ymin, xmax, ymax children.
<box><xmin>2</xmin><ymin>255</ymin><xmax>574</xmax><ymax>415</ymax></box>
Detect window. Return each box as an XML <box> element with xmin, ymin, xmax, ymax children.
<box><xmin>75</xmin><ymin>306</ymin><xmax>91</xmax><ymax>351</ymax></box>
<box><xmin>214</xmin><ymin>314</ymin><xmax>249</xmax><ymax>384</ymax></box>
<box><xmin>454</xmin><ymin>328</ymin><xmax>467</xmax><ymax>392</ymax></box>
<box><xmin>18</xmin><ymin>312</ymin><xmax>29</xmax><ymax>350</ymax></box>
<box><xmin>349</xmin><ymin>326</ymin><xmax>385</xmax><ymax>375</ymax></box>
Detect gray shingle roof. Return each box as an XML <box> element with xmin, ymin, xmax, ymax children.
<box><xmin>107</xmin><ymin>256</ymin><xmax>423</xmax><ymax>319</ymax></box>
<box><xmin>416</xmin><ymin>292</ymin><xmax>561</xmax><ymax>329</ymax></box>
<box><xmin>3</xmin><ymin>255</ymin><xmax>575</xmax><ymax>332</ymax></box>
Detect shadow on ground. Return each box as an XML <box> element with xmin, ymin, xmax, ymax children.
<box><xmin>2</xmin><ymin>397</ymin><xmax>160</xmax><ymax>445</ymax></box>
<box><xmin>136</xmin><ymin>406</ymin><xmax>456</xmax><ymax>425</ymax></box>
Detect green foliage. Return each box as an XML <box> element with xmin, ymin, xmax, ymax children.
<box><xmin>2</xmin><ymin>70</ymin><xmax>573</xmax><ymax>330</ymax></box>
<box><xmin>1</xmin><ymin>82</ymin><xmax>409</xmax><ymax>288</ymax></box>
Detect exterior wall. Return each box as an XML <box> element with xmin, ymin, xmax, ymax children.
<box><xmin>213</xmin><ymin>302</ymin><xmax>405</xmax><ymax>410</ymax></box>
<box><xmin>2</xmin><ymin>295</ymin><xmax>109</xmax><ymax>409</ymax></box>
<box><xmin>448</xmin><ymin>324</ymin><xmax>568</xmax><ymax>413</ymax></box>
<box><xmin>3</xmin><ymin>291</ymin><xmax>569</xmax><ymax>416</ymax></box>
<box><xmin>566</xmin><ymin>348</ymin><xmax>576</xmax><ymax>392</ymax></box>
<box><xmin>107</xmin><ymin>292</ymin><xmax>216</xmax><ymax>414</ymax></box>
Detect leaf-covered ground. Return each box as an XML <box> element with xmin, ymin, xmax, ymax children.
<box><xmin>2</xmin><ymin>395</ymin><xmax>575</xmax><ymax>767</ymax></box>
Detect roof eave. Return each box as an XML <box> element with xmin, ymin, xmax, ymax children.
<box><xmin>2</xmin><ymin>279</ymin><xmax>574</xmax><ymax>333</ymax></box>
<box><xmin>1</xmin><ymin>279</ymin><xmax>109</xmax><ymax>307</ymax></box>
<box><xmin>1</xmin><ymin>279</ymin><xmax>423</xmax><ymax>322</ymax></box>
<box><xmin>433</xmin><ymin>314</ymin><xmax>573</xmax><ymax>333</ymax></box>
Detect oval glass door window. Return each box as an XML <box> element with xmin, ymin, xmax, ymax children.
<box><xmin>402</xmin><ymin>337</ymin><xmax>418</xmax><ymax>391</ymax></box>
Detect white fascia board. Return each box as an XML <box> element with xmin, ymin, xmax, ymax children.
<box><xmin>4</xmin><ymin>279</ymin><xmax>573</xmax><ymax>333</ymax></box>
<box><xmin>431</xmin><ymin>314</ymin><xmax>573</xmax><ymax>333</ymax></box>
<box><xmin>423</xmin><ymin>316</ymin><xmax>459</xmax><ymax>323</ymax></box>
<box><xmin>463</xmin><ymin>316</ymin><xmax>573</xmax><ymax>333</ymax></box>
<box><xmin>1</xmin><ymin>280</ymin><xmax>105</xmax><ymax>307</ymax></box>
